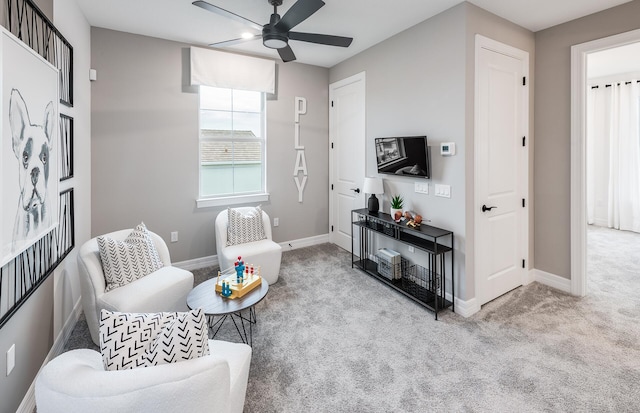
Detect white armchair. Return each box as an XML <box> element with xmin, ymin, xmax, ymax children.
<box><xmin>215</xmin><ymin>207</ymin><xmax>282</xmax><ymax>284</ymax></box>
<box><xmin>78</xmin><ymin>229</ymin><xmax>194</xmax><ymax>345</ymax></box>
<box><xmin>35</xmin><ymin>340</ymin><xmax>252</xmax><ymax>413</ymax></box>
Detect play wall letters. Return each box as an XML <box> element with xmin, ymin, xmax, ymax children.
<box><xmin>293</xmin><ymin>96</ymin><xmax>307</xmax><ymax>203</ymax></box>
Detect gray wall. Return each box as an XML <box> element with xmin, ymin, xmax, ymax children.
<box><xmin>534</xmin><ymin>0</ymin><xmax>640</xmax><ymax>278</ymax></box>
<box><xmin>330</xmin><ymin>4</ymin><xmax>467</xmax><ymax>298</ymax></box>
<box><xmin>0</xmin><ymin>0</ymin><xmax>91</xmax><ymax>411</ymax></box>
<box><xmin>329</xmin><ymin>2</ymin><xmax>534</xmax><ymax>301</ymax></box>
<box><xmin>91</xmin><ymin>28</ymin><xmax>330</xmax><ymax>263</ymax></box>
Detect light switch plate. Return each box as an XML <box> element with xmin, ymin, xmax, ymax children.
<box><xmin>414</xmin><ymin>182</ymin><xmax>429</xmax><ymax>194</ymax></box>
<box><xmin>435</xmin><ymin>184</ymin><xmax>451</xmax><ymax>198</ymax></box>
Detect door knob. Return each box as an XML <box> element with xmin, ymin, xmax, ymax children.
<box><xmin>482</xmin><ymin>205</ymin><xmax>497</xmax><ymax>212</ymax></box>
<box><xmin>351</xmin><ymin>188</ymin><xmax>361</xmax><ymax>193</ymax></box>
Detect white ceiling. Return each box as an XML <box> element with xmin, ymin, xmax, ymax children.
<box><xmin>75</xmin><ymin>0</ymin><xmax>633</xmax><ymax>68</ymax></box>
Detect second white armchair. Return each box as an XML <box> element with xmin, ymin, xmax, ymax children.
<box><xmin>215</xmin><ymin>207</ymin><xmax>282</xmax><ymax>284</ymax></box>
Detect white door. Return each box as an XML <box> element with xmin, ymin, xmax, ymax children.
<box><xmin>475</xmin><ymin>36</ymin><xmax>529</xmax><ymax>306</ymax></box>
<box><xmin>329</xmin><ymin>72</ymin><xmax>366</xmax><ymax>252</ymax></box>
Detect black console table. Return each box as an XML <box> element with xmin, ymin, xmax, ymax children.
<box><xmin>351</xmin><ymin>209</ymin><xmax>454</xmax><ymax>319</ymax></box>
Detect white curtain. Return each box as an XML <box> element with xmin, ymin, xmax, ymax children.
<box><xmin>586</xmin><ymin>80</ymin><xmax>640</xmax><ymax>233</ymax></box>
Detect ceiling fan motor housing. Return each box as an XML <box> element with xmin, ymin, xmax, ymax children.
<box><xmin>263</xmin><ymin>13</ymin><xmax>288</xmax><ymax>49</ymax></box>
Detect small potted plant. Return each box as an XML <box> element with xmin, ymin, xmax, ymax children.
<box><xmin>390</xmin><ymin>195</ymin><xmax>404</xmax><ymax>221</ymax></box>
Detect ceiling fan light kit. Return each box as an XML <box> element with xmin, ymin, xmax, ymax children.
<box><xmin>193</xmin><ymin>0</ymin><xmax>353</xmax><ymax>62</ymax></box>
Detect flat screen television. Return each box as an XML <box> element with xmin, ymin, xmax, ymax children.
<box><xmin>375</xmin><ymin>136</ymin><xmax>430</xmax><ymax>179</ymax></box>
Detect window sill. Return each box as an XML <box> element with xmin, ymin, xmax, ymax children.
<box><xmin>196</xmin><ymin>193</ymin><xmax>270</xmax><ymax>209</ymax></box>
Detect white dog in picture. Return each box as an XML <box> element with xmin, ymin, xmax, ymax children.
<box><xmin>9</xmin><ymin>88</ymin><xmax>54</xmax><ymax>247</ymax></box>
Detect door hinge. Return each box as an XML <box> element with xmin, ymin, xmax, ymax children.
<box><xmin>522</xmin><ymin>77</ymin><xmax>526</xmax><ymax>86</ymax></box>
<box><xmin>331</xmin><ymin>142</ymin><xmax>334</xmax><ymax>149</ymax></box>
<box><xmin>331</xmin><ymin>101</ymin><xmax>334</xmax><ymax>107</ymax></box>
<box><xmin>331</xmin><ymin>225</ymin><xmax>334</xmax><ymax>232</ymax></box>
<box><xmin>522</xmin><ymin>259</ymin><xmax>525</xmax><ymax>268</ymax></box>
<box><xmin>522</xmin><ymin>136</ymin><xmax>526</xmax><ymax>147</ymax></box>
<box><xmin>522</xmin><ymin>198</ymin><xmax>526</xmax><ymax>207</ymax></box>
<box><xmin>331</xmin><ymin>184</ymin><xmax>334</xmax><ymax>190</ymax></box>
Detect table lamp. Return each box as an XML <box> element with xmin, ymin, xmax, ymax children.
<box><xmin>363</xmin><ymin>177</ymin><xmax>384</xmax><ymax>213</ymax></box>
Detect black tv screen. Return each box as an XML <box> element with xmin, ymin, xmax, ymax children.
<box><xmin>375</xmin><ymin>136</ymin><xmax>430</xmax><ymax>179</ymax></box>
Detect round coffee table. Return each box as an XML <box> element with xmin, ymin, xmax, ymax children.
<box><xmin>187</xmin><ymin>277</ymin><xmax>269</xmax><ymax>346</ymax></box>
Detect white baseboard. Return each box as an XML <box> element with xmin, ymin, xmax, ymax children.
<box><xmin>278</xmin><ymin>234</ymin><xmax>330</xmax><ymax>251</ymax></box>
<box><xmin>443</xmin><ymin>291</ymin><xmax>480</xmax><ymax>318</ymax></box>
<box><xmin>452</xmin><ymin>296</ymin><xmax>480</xmax><ymax>318</ymax></box>
<box><xmin>524</xmin><ymin>268</ymin><xmax>536</xmax><ymax>285</ymax></box>
<box><xmin>173</xmin><ymin>234</ymin><xmax>330</xmax><ymax>271</ymax></box>
<box><xmin>174</xmin><ymin>255</ymin><xmax>218</xmax><ymax>271</ymax></box>
<box><xmin>17</xmin><ymin>298</ymin><xmax>83</xmax><ymax>413</ymax></box>
<box><xmin>531</xmin><ymin>268</ymin><xmax>572</xmax><ymax>293</ymax></box>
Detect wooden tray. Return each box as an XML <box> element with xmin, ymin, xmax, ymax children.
<box><xmin>215</xmin><ymin>272</ymin><xmax>262</xmax><ymax>299</ymax></box>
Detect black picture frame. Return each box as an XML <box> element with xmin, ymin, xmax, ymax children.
<box><xmin>5</xmin><ymin>0</ymin><xmax>74</xmax><ymax>106</ymax></box>
<box><xmin>60</xmin><ymin>114</ymin><xmax>74</xmax><ymax>181</ymax></box>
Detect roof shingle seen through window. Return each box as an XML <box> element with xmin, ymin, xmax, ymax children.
<box><xmin>200</xmin><ymin>130</ymin><xmax>261</xmax><ymax>163</ymax></box>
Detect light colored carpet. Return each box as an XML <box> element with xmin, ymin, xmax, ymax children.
<box><xmin>62</xmin><ymin>227</ymin><xmax>640</xmax><ymax>412</ymax></box>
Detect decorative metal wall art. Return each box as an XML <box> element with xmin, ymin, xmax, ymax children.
<box><xmin>5</xmin><ymin>0</ymin><xmax>74</xmax><ymax>106</ymax></box>
<box><xmin>0</xmin><ymin>189</ymin><xmax>74</xmax><ymax>329</ymax></box>
<box><xmin>60</xmin><ymin>114</ymin><xmax>74</xmax><ymax>181</ymax></box>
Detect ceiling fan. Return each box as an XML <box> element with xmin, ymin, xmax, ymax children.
<box><xmin>193</xmin><ymin>0</ymin><xmax>353</xmax><ymax>62</ymax></box>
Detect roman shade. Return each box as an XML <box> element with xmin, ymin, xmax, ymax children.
<box><xmin>190</xmin><ymin>46</ymin><xmax>275</xmax><ymax>94</ymax></box>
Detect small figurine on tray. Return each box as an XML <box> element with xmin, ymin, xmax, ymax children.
<box><xmin>404</xmin><ymin>211</ymin><xmax>423</xmax><ymax>229</ymax></box>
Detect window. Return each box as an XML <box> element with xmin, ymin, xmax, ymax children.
<box><xmin>198</xmin><ymin>86</ymin><xmax>267</xmax><ymax>205</ymax></box>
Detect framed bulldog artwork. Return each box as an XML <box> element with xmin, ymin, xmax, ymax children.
<box><xmin>0</xmin><ymin>27</ymin><xmax>59</xmax><ymax>267</ymax></box>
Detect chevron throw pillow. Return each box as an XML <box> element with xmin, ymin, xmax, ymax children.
<box><xmin>146</xmin><ymin>308</ymin><xmax>210</xmax><ymax>366</ymax></box>
<box><xmin>99</xmin><ymin>309</ymin><xmax>210</xmax><ymax>371</ymax></box>
<box><xmin>227</xmin><ymin>206</ymin><xmax>267</xmax><ymax>246</ymax></box>
<box><xmin>98</xmin><ymin>222</ymin><xmax>164</xmax><ymax>292</ymax></box>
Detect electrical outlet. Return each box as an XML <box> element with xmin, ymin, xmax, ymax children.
<box><xmin>7</xmin><ymin>344</ymin><xmax>15</xmax><ymax>376</ymax></box>
<box><xmin>273</xmin><ymin>218</ymin><xmax>279</xmax><ymax>227</ymax></box>
<box><xmin>170</xmin><ymin>231</ymin><xmax>178</xmax><ymax>243</ymax></box>
<box><xmin>408</xmin><ymin>246</ymin><xmax>415</xmax><ymax>253</ymax></box>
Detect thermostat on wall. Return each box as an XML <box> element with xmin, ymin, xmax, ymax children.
<box><xmin>441</xmin><ymin>142</ymin><xmax>456</xmax><ymax>156</ymax></box>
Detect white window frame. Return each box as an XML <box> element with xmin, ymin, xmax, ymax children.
<box><xmin>196</xmin><ymin>86</ymin><xmax>269</xmax><ymax>208</ymax></box>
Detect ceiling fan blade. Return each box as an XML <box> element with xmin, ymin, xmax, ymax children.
<box><xmin>209</xmin><ymin>36</ymin><xmax>261</xmax><ymax>48</ymax></box>
<box><xmin>275</xmin><ymin>0</ymin><xmax>325</xmax><ymax>32</ymax></box>
<box><xmin>289</xmin><ymin>32</ymin><xmax>353</xmax><ymax>47</ymax></box>
<box><xmin>193</xmin><ymin>1</ymin><xmax>263</xmax><ymax>32</ymax></box>
<box><xmin>278</xmin><ymin>45</ymin><xmax>297</xmax><ymax>62</ymax></box>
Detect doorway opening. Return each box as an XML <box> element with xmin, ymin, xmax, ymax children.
<box><xmin>571</xmin><ymin>29</ymin><xmax>640</xmax><ymax>296</ymax></box>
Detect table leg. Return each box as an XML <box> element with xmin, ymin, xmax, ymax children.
<box><xmin>208</xmin><ymin>307</ymin><xmax>258</xmax><ymax>346</ymax></box>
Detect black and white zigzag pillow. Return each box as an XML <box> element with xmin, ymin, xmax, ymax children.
<box><xmin>98</xmin><ymin>222</ymin><xmax>164</xmax><ymax>292</ymax></box>
<box><xmin>99</xmin><ymin>310</ymin><xmax>167</xmax><ymax>371</ymax></box>
<box><xmin>99</xmin><ymin>309</ymin><xmax>210</xmax><ymax>371</ymax></box>
<box><xmin>146</xmin><ymin>308</ymin><xmax>210</xmax><ymax>366</ymax></box>
<box><xmin>227</xmin><ymin>206</ymin><xmax>267</xmax><ymax>246</ymax></box>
